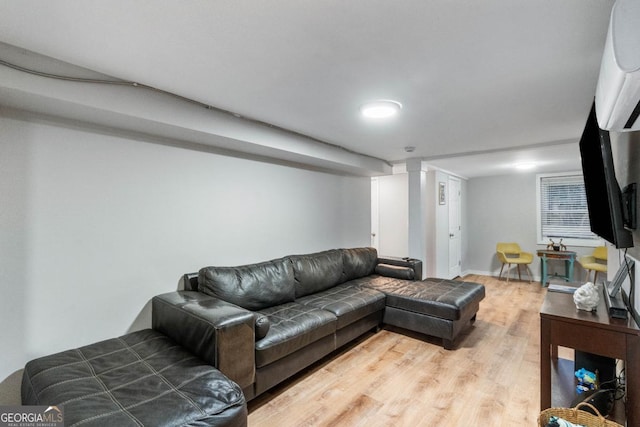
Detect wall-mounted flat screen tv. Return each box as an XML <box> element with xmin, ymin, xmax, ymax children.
<box><xmin>579</xmin><ymin>103</ymin><xmax>635</xmax><ymax>249</ymax></box>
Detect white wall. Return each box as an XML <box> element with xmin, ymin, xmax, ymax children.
<box><xmin>611</xmin><ymin>129</ymin><xmax>640</xmax><ymax>322</ymax></box>
<box><xmin>466</xmin><ymin>173</ymin><xmax>537</xmax><ymax>275</ymax></box>
<box><xmin>0</xmin><ymin>114</ymin><xmax>371</xmax><ymax>381</ymax></box>
<box><xmin>466</xmin><ymin>172</ymin><xmax>594</xmax><ymax>280</ymax></box>
<box><xmin>460</xmin><ymin>179</ymin><xmax>469</xmax><ymax>275</ymax></box>
<box><xmin>376</xmin><ymin>173</ymin><xmax>408</xmax><ymax>257</ymax></box>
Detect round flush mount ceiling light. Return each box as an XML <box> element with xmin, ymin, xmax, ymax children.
<box><xmin>360</xmin><ymin>100</ymin><xmax>403</xmax><ymax>119</ymax></box>
<box><xmin>514</xmin><ymin>162</ymin><xmax>537</xmax><ymax>171</ymax></box>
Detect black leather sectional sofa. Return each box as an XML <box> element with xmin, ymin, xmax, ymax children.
<box><xmin>152</xmin><ymin>247</ymin><xmax>485</xmax><ymax>401</ymax></box>
<box><xmin>21</xmin><ymin>247</ymin><xmax>484</xmax><ymax>426</ymax></box>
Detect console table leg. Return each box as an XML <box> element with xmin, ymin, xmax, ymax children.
<box><xmin>566</xmin><ymin>259</ymin><xmax>575</xmax><ymax>282</ymax></box>
<box><xmin>627</xmin><ymin>334</ymin><xmax>640</xmax><ymax>427</ymax></box>
<box><xmin>541</xmin><ymin>257</ymin><xmax>548</xmax><ymax>286</ymax></box>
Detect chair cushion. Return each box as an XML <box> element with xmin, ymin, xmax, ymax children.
<box><xmin>501</xmin><ymin>255</ymin><xmax>532</xmax><ymax>264</ymax></box>
<box><xmin>581</xmin><ymin>262</ymin><xmax>608</xmax><ymax>273</ymax></box>
<box><xmin>297</xmin><ymin>283</ymin><xmax>386</xmax><ymax>329</ymax></box>
<box><xmin>21</xmin><ymin>329</ymin><xmax>247</xmax><ymax>427</ymax></box>
<box><xmin>198</xmin><ymin>257</ymin><xmax>295</xmax><ymax>311</ymax></box>
<box><xmin>592</xmin><ymin>246</ymin><xmax>608</xmax><ymax>260</ymax></box>
<box><xmin>255</xmin><ymin>302</ymin><xmax>337</xmax><ymax>368</ymax></box>
<box><xmin>496</xmin><ymin>242</ymin><xmax>523</xmax><ymax>254</ymax></box>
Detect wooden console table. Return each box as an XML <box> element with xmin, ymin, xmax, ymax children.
<box><xmin>537</xmin><ymin>250</ymin><xmax>577</xmax><ymax>286</ymax></box>
<box><xmin>540</xmin><ymin>290</ymin><xmax>640</xmax><ymax>426</ymax></box>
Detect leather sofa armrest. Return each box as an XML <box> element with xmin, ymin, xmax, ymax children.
<box><xmin>376</xmin><ymin>256</ymin><xmax>423</xmax><ymax>280</ymax></box>
<box><xmin>375</xmin><ymin>263</ymin><xmax>415</xmax><ymax>280</ymax></box>
<box><xmin>181</xmin><ymin>272</ymin><xmax>199</xmax><ymax>291</ymax></box>
<box><xmin>152</xmin><ymin>291</ymin><xmax>255</xmax><ymax>389</ymax></box>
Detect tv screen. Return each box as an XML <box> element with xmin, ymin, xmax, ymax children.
<box><xmin>579</xmin><ymin>103</ymin><xmax>634</xmax><ymax>249</ymax></box>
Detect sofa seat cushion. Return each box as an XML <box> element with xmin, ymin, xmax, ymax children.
<box><xmin>346</xmin><ymin>274</ymin><xmax>396</xmax><ymax>288</ymax></box>
<box><xmin>364</xmin><ymin>278</ymin><xmax>486</xmax><ymax>321</ymax></box>
<box><xmin>21</xmin><ymin>329</ymin><xmax>247</xmax><ymax>427</ymax></box>
<box><xmin>297</xmin><ymin>283</ymin><xmax>385</xmax><ymax>329</ymax></box>
<box><xmin>255</xmin><ymin>302</ymin><xmax>337</xmax><ymax>368</ymax></box>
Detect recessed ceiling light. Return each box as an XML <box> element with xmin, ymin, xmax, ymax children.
<box><xmin>360</xmin><ymin>100</ymin><xmax>402</xmax><ymax>119</ymax></box>
<box><xmin>514</xmin><ymin>162</ymin><xmax>537</xmax><ymax>170</ymax></box>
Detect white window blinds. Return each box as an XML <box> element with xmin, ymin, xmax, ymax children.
<box><xmin>539</xmin><ymin>174</ymin><xmax>597</xmax><ymax>241</ymax></box>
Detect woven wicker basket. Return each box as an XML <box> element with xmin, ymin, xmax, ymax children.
<box><xmin>538</xmin><ymin>403</ymin><xmax>623</xmax><ymax>427</ymax></box>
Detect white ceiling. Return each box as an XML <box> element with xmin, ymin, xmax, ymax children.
<box><xmin>0</xmin><ymin>0</ymin><xmax>615</xmax><ymax>177</ymax></box>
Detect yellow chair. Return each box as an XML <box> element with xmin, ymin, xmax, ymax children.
<box><xmin>496</xmin><ymin>242</ymin><xmax>533</xmax><ymax>284</ymax></box>
<box><xmin>579</xmin><ymin>246</ymin><xmax>608</xmax><ymax>283</ymax></box>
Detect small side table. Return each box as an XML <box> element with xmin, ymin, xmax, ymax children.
<box><xmin>540</xmin><ymin>290</ymin><xmax>640</xmax><ymax>426</ymax></box>
<box><xmin>536</xmin><ymin>250</ymin><xmax>577</xmax><ymax>287</ymax></box>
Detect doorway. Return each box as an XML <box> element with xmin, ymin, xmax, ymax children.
<box><xmin>371</xmin><ymin>177</ymin><xmax>379</xmax><ymax>249</ymax></box>
<box><xmin>448</xmin><ymin>177</ymin><xmax>462</xmax><ymax>278</ymax></box>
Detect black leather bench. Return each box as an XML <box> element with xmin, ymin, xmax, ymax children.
<box><xmin>365</xmin><ymin>277</ymin><xmax>485</xmax><ymax>349</ymax></box>
<box><xmin>21</xmin><ymin>329</ymin><xmax>247</xmax><ymax>427</ymax></box>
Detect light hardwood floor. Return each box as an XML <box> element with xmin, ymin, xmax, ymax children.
<box><xmin>248</xmin><ymin>275</ymin><xmax>548</xmax><ymax>426</ymax></box>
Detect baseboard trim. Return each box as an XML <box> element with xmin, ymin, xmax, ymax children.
<box><xmin>462</xmin><ymin>269</ymin><xmax>541</xmax><ymax>283</ymax></box>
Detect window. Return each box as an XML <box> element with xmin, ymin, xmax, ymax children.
<box><xmin>536</xmin><ymin>172</ymin><xmax>601</xmax><ymax>247</ymax></box>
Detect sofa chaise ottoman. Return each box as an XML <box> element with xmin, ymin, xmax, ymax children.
<box><xmin>21</xmin><ymin>329</ymin><xmax>247</xmax><ymax>427</ymax></box>
<box><xmin>364</xmin><ymin>277</ymin><xmax>486</xmax><ymax>349</ymax></box>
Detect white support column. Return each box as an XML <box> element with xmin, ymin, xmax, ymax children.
<box><xmin>406</xmin><ymin>158</ymin><xmax>428</xmax><ymax>279</ymax></box>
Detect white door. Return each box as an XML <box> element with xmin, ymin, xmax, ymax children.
<box><xmin>448</xmin><ymin>177</ymin><xmax>462</xmax><ymax>278</ymax></box>
<box><xmin>371</xmin><ymin>178</ymin><xmax>379</xmax><ymax>249</ymax></box>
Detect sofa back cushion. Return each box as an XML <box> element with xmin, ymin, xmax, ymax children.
<box><xmin>289</xmin><ymin>250</ymin><xmax>344</xmax><ymax>298</ymax></box>
<box><xmin>342</xmin><ymin>247</ymin><xmax>378</xmax><ymax>282</ymax></box>
<box><xmin>198</xmin><ymin>258</ymin><xmax>295</xmax><ymax>311</ymax></box>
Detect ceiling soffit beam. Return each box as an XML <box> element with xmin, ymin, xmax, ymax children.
<box><xmin>0</xmin><ymin>55</ymin><xmax>391</xmax><ymax>177</ymax></box>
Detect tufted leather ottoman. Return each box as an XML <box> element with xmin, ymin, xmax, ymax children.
<box><xmin>365</xmin><ymin>277</ymin><xmax>485</xmax><ymax>349</ymax></box>
<box><xmin>21</xmin><ymin>329</ymin><xmax>247</xmax><ymax>426</ymax></box>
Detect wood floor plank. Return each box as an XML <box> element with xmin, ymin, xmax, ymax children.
<box><xmin>248</xmin><ymin>275</ymin><xmax>546</xmax><ymax>426</ymax></box>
